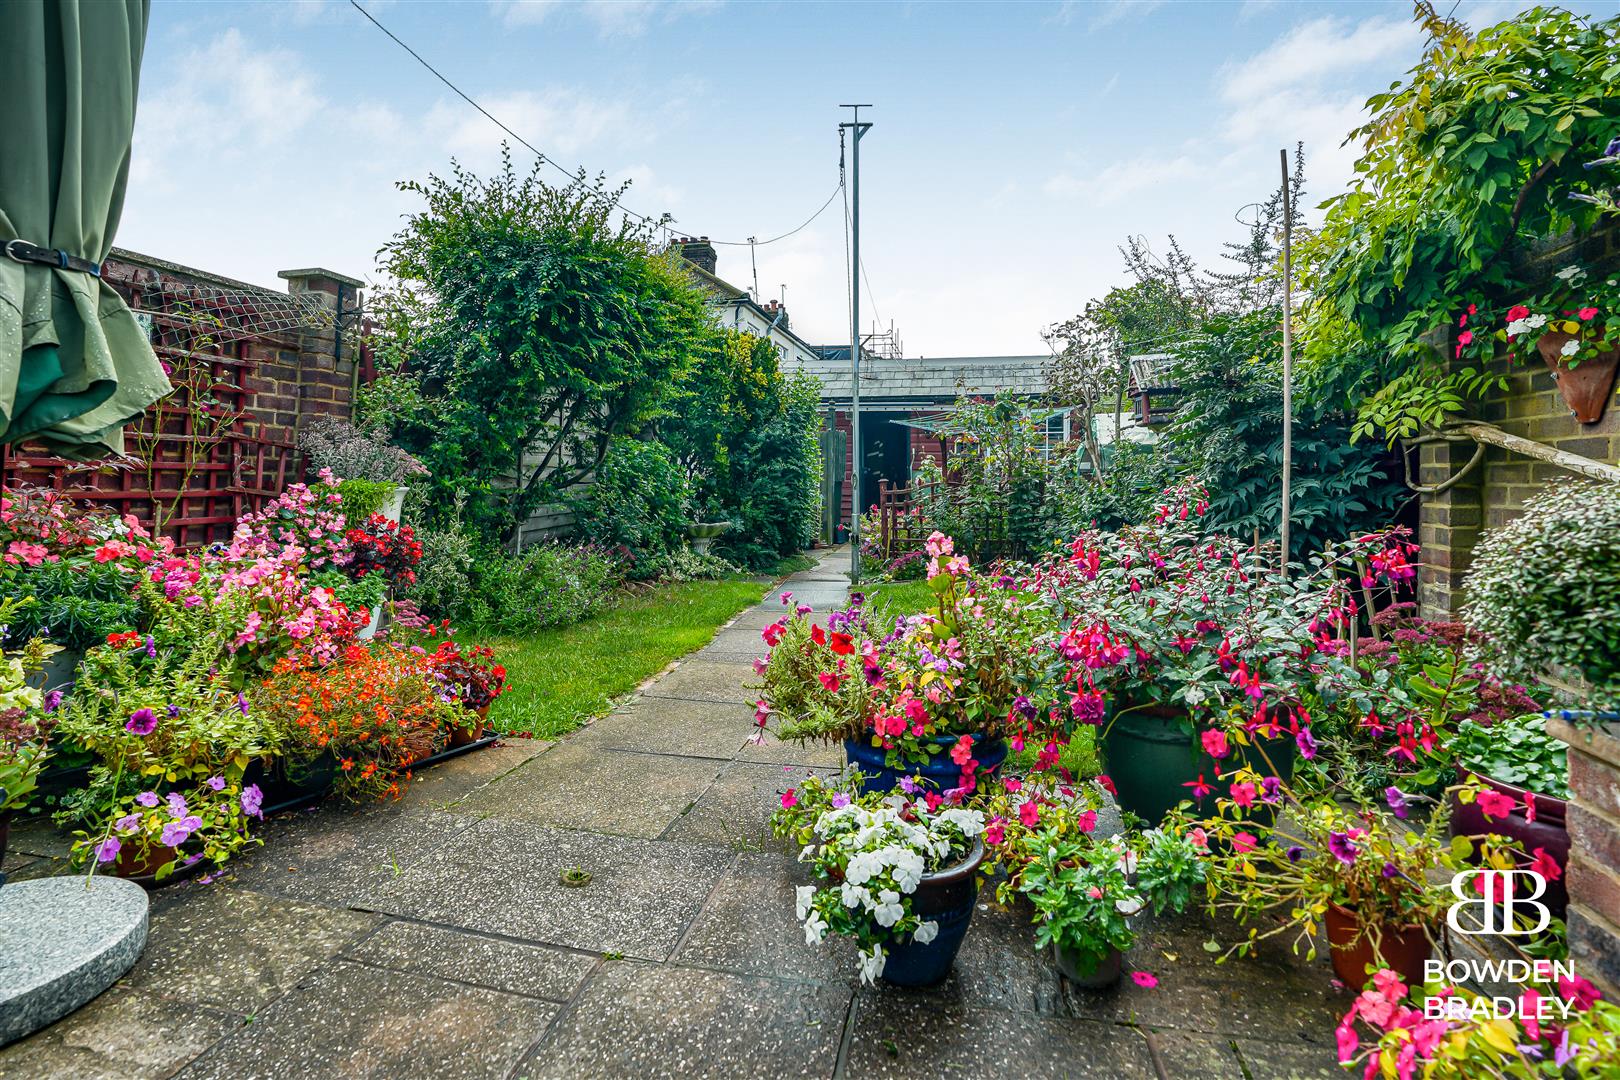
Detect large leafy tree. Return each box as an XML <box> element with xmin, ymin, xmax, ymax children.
<box><xmin>368</xmin><ymin>151</ymin><xmax>720</xmax><ymax>543</ymax></box>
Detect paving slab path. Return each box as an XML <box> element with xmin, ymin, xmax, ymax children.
<box><xmin>0</xmin><ymin>548</ymin><xmax>1351</xmax><ymax>1079</ymax></box>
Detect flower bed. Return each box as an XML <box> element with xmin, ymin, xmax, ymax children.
<box><xmin>0</xmin><ymin>478</ymin><xmax>503</xmax><ymax>885</ymax></box>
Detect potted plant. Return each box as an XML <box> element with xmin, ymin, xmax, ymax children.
<box><xmin>0</xmin><ymin>610</ymin><xmax>58</xmax><ymax>874</ymax></box>
<box><xmin>1184</xmin><ymin>776</ymin><xmax>1521</xmax><ymax>988</ymax></box>
<box><xmin>1484</xmin><ymin>264</ymin><xmax>1620</xmax><ymax>424</ymax></box>
<box><xmin>753</xmin><ymin>533</ymin><xmax>1065</xmax><ymax>794</ymax></box>
<box><xmin>71</xmin><ymin>778</ymin><xmax>263</xmax><ymax>885</ymax></box>
<box><xmin>1447</xmin><ymin>713</ymin><xmax>1570</xmax><ymax>915</ymax></box>
<box><xmin>297</xmin><ymin>416</ymin><xmax>429</xmax><ymax>524</ymax></box>
<box><xmin>983</xmin><ymin>776</ymin><xmax>1207</xmax><ymax>988</ymax></box>
<box><xmin>1042</xmin><ymin>481</ymin><xmax>1404</xmax><ymax>823</ymax></box>
<box><xmin>772</xmin><ymin>774</ymin><xmax>987</xmax><ymax>987</ymax></box>
<box><xmin>341</xmin><ymin>513</ymin><xmax>423</xmax><ymax>639</ymax></box>
<box><xmin>428</xmin><ymin>641</ymin><xmax>508</xmax><ymax>746</ymax></box>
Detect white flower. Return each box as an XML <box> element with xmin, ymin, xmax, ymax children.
<box><xmin>857</xmin><ymin>944</ymin><xmax>887</xmax><ymax>986</ymax></box>
<box><xmin>803</xmin><ymin>910</ymin><xmax>828</xmax><ymax>946</ymax></box>
<box><xmin>1555</xmin><ymin>265</ymin><xmax>1584</xmax><ymax>281</ymax></box>
<box><xmin>1115</xmin><ymin>894</ymin><xmax>1145</xmax><ymax>916</ymax></box>
<box><xmin>840</xmin><ymin>882</ymin><xmax>871</xmax><ymax>909</ymax></box>
<box><xmin>872</xmin><ymin>889</ymin><xmax>905</xmax><ymax>927</ymax></box>
<box><xmin>1507</xmin><ymin>318</ymin><xmax>1531</xmax><ymax>337</ymax></box>
<box><xmin>938</xmin><ymin>808</ymin><xmax>986</xmax><ymax>837</ymax></box>
<box><xmin>1116</xmin><ymin>848</ymin><xmax>1139</xmax><ymax>876</ymax></box>
<box><xmin>912</xmin><ymin>919</ymin><xmax>939</xmax><ymax>945</ymax></box>
<box><xmin>1525</xmin><ymin>313</ymin><xmax>1548</xmax><ymax>330</ymax></box>
<box><xmin>1561</xmin><ymin>337</ymin><xmax>1581</xmax><ymax>357</ymax></box>
<box><xmin>889</xmin><ymin>850</ymin><xmax>926</xmax><ymax>893</ymax></box>
<box><xmin>798</xmin><ymin>844</ymin><xmax>814</xmax><ymax>863</ymax></box>
<box><xmin>795</xmin><ymin>885</ymin><xmax>817</xmax><ymax>920</ymax></box>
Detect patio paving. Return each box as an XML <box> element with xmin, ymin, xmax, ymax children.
<box><xmin>0</xmin><ymin>547</ymin><xmax>1351</xmax><ymax>1078</ymax></box>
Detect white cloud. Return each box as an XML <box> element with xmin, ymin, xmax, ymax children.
<box><xmin>1055</xmin><ymin>0</ymin><xmax>1166</xmax><ymax>30</ymax></box>
<box><xmin>422</xmin><ymin>89</ymin><xmax>643</xmax><ymax>168</ymax></box>
<box><xmin>131</xmin><ymin>29</ymin><xmax>325</xmax><ymax>188</ymax></box>
<box><xmin>1218</xmin><ymin>16</ymin><xmax>1415</xmax><ymax>104</ymax></box>
<box><xmin>1044</xmin><ymin>155</ymin><xmax>1200</xmax><ymax>205</ymax></box>
<box><xmin>490</xmin><ymin>0</ymin><xmax>722</xmax><ymax>36</ymax></box>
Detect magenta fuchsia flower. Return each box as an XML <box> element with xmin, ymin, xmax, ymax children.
<box><xmin>124</xmin><ymin>708</ymin><xmax>158</xmax><ymax>735</ymax></box>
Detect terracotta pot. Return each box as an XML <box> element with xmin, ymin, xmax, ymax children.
<box><xmin>1536</xmin><ymin>331</ymin><xmax>1619</xmax><ymax>424</ymax></box>
<box><xmin>112</xmin><ymin>842</ymin><xmax>180</xmax><ymax>881</ymax></box>
<box><xmin>449</xmin><ymin>704</ymin><xmax>492</xmax><ymax>748</ymax></box>
<box><xmin>1448</xmin><ymin>769</ymin><xmax>1568</xmax><ymax>917</ymax></box>
<box><xmin>1324</xmin><ymin>902</ymin><xmax>1430</xmax><ymax>987</ymax></box>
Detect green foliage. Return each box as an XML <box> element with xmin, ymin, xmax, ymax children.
<box><xmin>401</xmin><ymin>522</ymin><xmax>476</xmax><ymax>621</ymax></box>
<box><xmin>370</xmin><ymin>150</ymin><xmax>718</xmax><ymax>545</ymax></box>
<box><xmin>331</xmin><ymin>479</ymin><xmax>396</xmax><ymax>524</ymax></box>
<box><xmin>662</xmin><ymin>331</ymin><xmax>823</xmax><ymax>570</ymax></box>
<box><xmin>4</xmin><ymin>560</ymin><xmax>141</xmax><ymax>653</ymax></box>
<box><xmin>1464</xmin><ymin>479</ymin><xmax>1620</xmax><ymax>709</ymax></box>
<box><xmin>1050</xmin><ymin>440</ymin><xmax>1177</xmax><ymax>535</ymax></box>
<box><xmin>1302</xmin><ymin>4</ymin><xmax>1620</xmax><ymax>434</ymax></box>
<box><xmin>573</xmin><ymin>437</ymin><xmax>690</xmax><ymax>578</ymax></box>
<box><xmin>1451</xmin><ymin>714</ymin><xmax>1568</xmax><ymax>799</ymax></box>
<box><xmin>1162</xmin><ymin>311</ymin><xmax>1406</xmax><ymax>559</ymax></box>
<box><xmin>463</xmin><ymin>543</ymin><xmax>627</xmax><ymax>634</ymax></box>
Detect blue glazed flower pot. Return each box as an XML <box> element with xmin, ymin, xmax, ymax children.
<box><xmin>881</xmin><ymin>839</ymin><xmax>985</xmax><ymax>988</ymax></box>
<box><xmin>844</xmin><ymin>734</ymin><xmax>1008</xmax><ymax>795</ymax></box>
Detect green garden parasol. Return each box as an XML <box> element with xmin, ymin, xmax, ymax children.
<box><xmin>0</xmin><ymin>0</ymin><xmax>170</xmax><ymax>460</ymax></box>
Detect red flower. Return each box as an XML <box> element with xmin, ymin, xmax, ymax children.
<box><xmin>1529</xmin><ymin>847</ymin><xmax>1563</xmax><ymax>883</ymax></box>
<box><xmin>1183</xmin><ymin>774</ymin><xmax>1213</xmax><ymax>799</ymax></box>
<box><xmin>1505</xmin><ymin>304</ymin><xmax>1532</xmax><ymax>322</ymax></box>
<box><xmin>1476</xmin><ymin>788</ymin><xmax>1517</xmax><ymax>820</ymax></box>
<box><xmin>829</xmin><ymin>631</ymin><xmax>854</xmax><ymax>656</ymax></box>
<box><xmin>810</xmin><ymin>625</ymin><xmax>827</xmax><ymax>646</ymax></box>
<box><xmin>1578</xmin><ymin>306</ymin><xmax>1600</xmax><ymax>320</ymax></box>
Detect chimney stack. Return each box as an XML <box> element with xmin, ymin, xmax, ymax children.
<box><xmin>674</xmin><ymin>235</ymin><xmax>717</xmax><ymax>275</ymax></box>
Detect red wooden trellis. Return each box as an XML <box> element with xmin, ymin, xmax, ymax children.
<box><xmin>0</xmin><ymin>266</ymin><xmax>313</xmax><ymax>549</ymax></box>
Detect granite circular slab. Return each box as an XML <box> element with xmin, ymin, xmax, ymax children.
<box><xmin>0</xmin><ymin>876</ymin><xmax>149</xmax><ymax>1046</ymax></box>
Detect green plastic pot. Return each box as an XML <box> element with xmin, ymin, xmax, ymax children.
<box><xmin>1102</xmin><ymin>705</ymin><xmax>1296</xmax><ymax>826</ymax></box>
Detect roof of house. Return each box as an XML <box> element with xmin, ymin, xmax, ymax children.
<box><xmin>795</xmin><ymin>353</ymin><xmax>1049</xmax><ymax>403</ymax></box>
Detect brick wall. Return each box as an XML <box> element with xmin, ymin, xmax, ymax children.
<box><xmin>1417</xmin><ymin>223</ymin><xmax>1620</xmax><ymax>616</ymax></box>
<box><xmin>0</xmin><ymin>249</ymin><xmax>366</xmax><ymax>546</ymax></box>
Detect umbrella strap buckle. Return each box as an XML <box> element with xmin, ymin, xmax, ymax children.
<box><xmin>5</xmin><ymin>239</ymin><xmax>102</xmax><ymax>277</ymax></box>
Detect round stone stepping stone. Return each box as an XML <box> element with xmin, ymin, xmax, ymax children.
<box><xmin>0</xmin><ymin>876</ymin><xmax>149</xmax><ymax>1046</ymax></box>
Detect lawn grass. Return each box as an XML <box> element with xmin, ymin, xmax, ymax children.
<box><xmin>470</xmin><ymin>577</ymin><xmax>769</xmax><ymax>738</ymax></box>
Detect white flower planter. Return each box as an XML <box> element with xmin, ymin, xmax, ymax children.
<box><xmin>381</xmin><ymin>485</ymin><xmax>408</xmax><ymax>524</ymax></box>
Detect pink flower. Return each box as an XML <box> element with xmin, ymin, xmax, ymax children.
<box><xmin>1335</xmin><ymin>1022</ymin><xmax>1359</xmax><ymax>1064</ymax></box>
<box><xmin>1018</xmin><ymin>800</ymin><xmax>1041</xmax><ymax>828</ymax></box>
<box><xmin>1087</xmin><ymin>886</ymin><xmax>1103</xmax><ymax>899</ymax></box>
<box><xmin>817</xmin><ymin>672</ymin><xmax>842</xmax><ymax>692</ymax></box>
<box><xmin>1229</xmin><ymin>781</ymin><xmax>1257</xmax><ymax>809</ymax></box>
<box><xmin>779</xmin><ymin>789</ymin><xmax>798</xmax><ymax>809</ymax></box>
<box><xmin>984</xmin><ymin>817</ymin><xmax>1006</xmax><ymax>845</ymax></box>
<box><xmin>1530</xmin><ymin>847</ymin><xmax>1563</xmax><ymax>883</ymax></box>
<box><xmin>1475</xmin><ymin>789</ymin><xmax>1516</xmax><ymax>820</ymax></box>
<box><xmin>1076</xmin><ymin>810</ymin><xmax>1098</xmax><ymax>834</ymax></box>
<box><xmin>1232</xmin><ymin>831</ymin><xmax>1257</xmax><ymax>854</ymax></box>
<box><xmin>1578</xmin><ymin>306</ymin><xmax>1599</xmax><ymax>320</ymax></box>
<box><xmin>1189</xmin><ymin>827</ymin><xmax>1208</xmax><ymax>851</ymax></box>
<box><xmin>1130</xmin><ymin>971</ymin><xmax>1158</xmax><ymax>989</ymax></box>
<box><xmin>1200</xmin><ymin>729</ymin><xmax>1229</xmax><ymax>760</ymax></box>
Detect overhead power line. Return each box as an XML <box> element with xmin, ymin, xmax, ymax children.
<box><xmin>349</xmin><ymin>0</ymin><xmax>840</xmax><ymax>249</ymax></box>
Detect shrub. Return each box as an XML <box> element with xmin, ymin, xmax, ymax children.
<box><xmin>1465</xmin><ymin>479</ymin><xmax>1620</xmax><ymax>708</ymax></box>
<box><xmin>5</xmin><ymin>559</ymin><xmax>142</xmax><ymax>654</ymax></box>
<box><xmin>464</xmin><ymin>543</ymin><xmax>626</xmax><ymax>634</ymax></box>
<box><xmin>297</xmin><ymin>415</ymin><xmax>427</xmax><ymax>487</ymax></box>
<box><xmin>402</xmin><ymin>523</ymin><xmax>476</xmax><ymax>620</ymax></box>
<box><xmin>573</xmin><ymin>437</ymin><xmax>689</xmax><ymax>578</ymax></box>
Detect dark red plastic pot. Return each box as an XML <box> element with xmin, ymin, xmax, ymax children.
<box><xmin>1448</xmin><ymin>769</ymin><xmax>1569</xmax><ymax>917</ymax></box>
<box><xmin>1325</xmin><ymin>903</ymin><xmax>1430</xmax><ymax>988</ymax></box>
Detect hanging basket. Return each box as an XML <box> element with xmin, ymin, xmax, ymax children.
<box><xmin>1535</xmin><ymin>332</ymin><xmax>1619</xmax><ymax>424</ymax></box>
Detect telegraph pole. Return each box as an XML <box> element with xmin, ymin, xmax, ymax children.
<box><xmin>840</xmin><ymin>104</ymin><xmax>872</xmax><ymax>583</ymax></box>
<box><xmin>1279</xmin><ymin>148</ymin><xmax>1294</xmax><ymax>579</ymax></box>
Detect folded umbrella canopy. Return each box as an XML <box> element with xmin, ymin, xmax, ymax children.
<box><xmin>0</xmin><ymin>0</ymin><xmax>170</xmax><ymax>460</ymax></box>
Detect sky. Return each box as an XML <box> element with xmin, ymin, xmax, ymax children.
<box><xmin>118</xmin><ymin>0</ymin><xmax>1557</xmax><ymax>358</ymax></box>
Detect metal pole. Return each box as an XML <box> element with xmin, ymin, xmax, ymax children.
<box><xmin>841</xmin><ymin>105</ymin><xmax>872</xmax><ymax>583</ymax></box>
<box><xmin>1279</xmin><ymin>148</ymin><xmax>1293</xmax><ymax>579</ymax></box>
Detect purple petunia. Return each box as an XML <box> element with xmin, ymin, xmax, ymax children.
<box><xmin>145</xmin><ymin>636</ymin><xmax>157</xmax><ymax>658</ymax></box>
<box><xmin>1294</xmin><ymin>727</ymin><xmax>1317</xmax><ymax>760</ymax></box>
<box><xmin>1261</xmin><ymin>776</ymin><xmax>1282</xmax><ymax>804</ymax></box>
<box><xmin>166</xmin><ymin>792</ymin><xmax>189</xmax><ymax>818</ymax></box>
<box><xmin>167</xmin><ymin>704</ymin><xmax>181</xmax><ymax>718</ymax></box>
<box><xmin>206</xmin><ymin>776</ymin><xmax>226</xmax><ymax>792</ymax></box>
<box><xmin>236</xmin><ymin>693</ymin><xmax>250</xmax><ymax>716</ymax></box>
<box><xmin>135</xmin><ymin>791</ymin><xmax>161</xmax><ymax>808</ymax></box>
<box><xmin>1385</xmin><ymin>786</ymin><xmax>1409</xmax><ymax>820</ymax></box>
<box><xmin>1382</xmin><ymin>862</ymin><xmax>1400</xmax><ymax>879</ymax></box>
<box><xmin>160</xmin><ymin>815</ymin><xmax>202</xmax><ymax>848</ymax></box>
<box><xmin>43</xmin><ymin>689</ymin><xmax>63</xmax><ymax>712</ymax></box>
<box><xmin>831</xmin><ymin>793</ymin><xmax>851</xmax><ymax>809</ymax></box>
<box><xmin>240</xmin><ymin>784</ymin><xmax>264</xmax><ymax>819</ymax></box>
<box><xmin>899</xmin><ymin>776</ymin><xmax>920</xmax><ymax>795</ymax></box>
<box><xmin>1328</xmin><ymin>832</ymin><xmax>1359</xmax><ymax>866</ymax></box>
<box><xmin>1286</xmin><ymin>846</ymin><xmax>1304</xmax><ymax>863</ymax></box>
<box><xmin>113</xmin><ymin>813</ymin><xmax>142</xmax><ymax>833</ymax></box>
<box><xmin>94</xmin><ymin>837</ymin><xmax>122</xmax><ymax>863</ymax></box>
<box><xmin>124</xmin><ymin>708</ymin><xmax>158</xmax><ymax>736</ymax></box>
